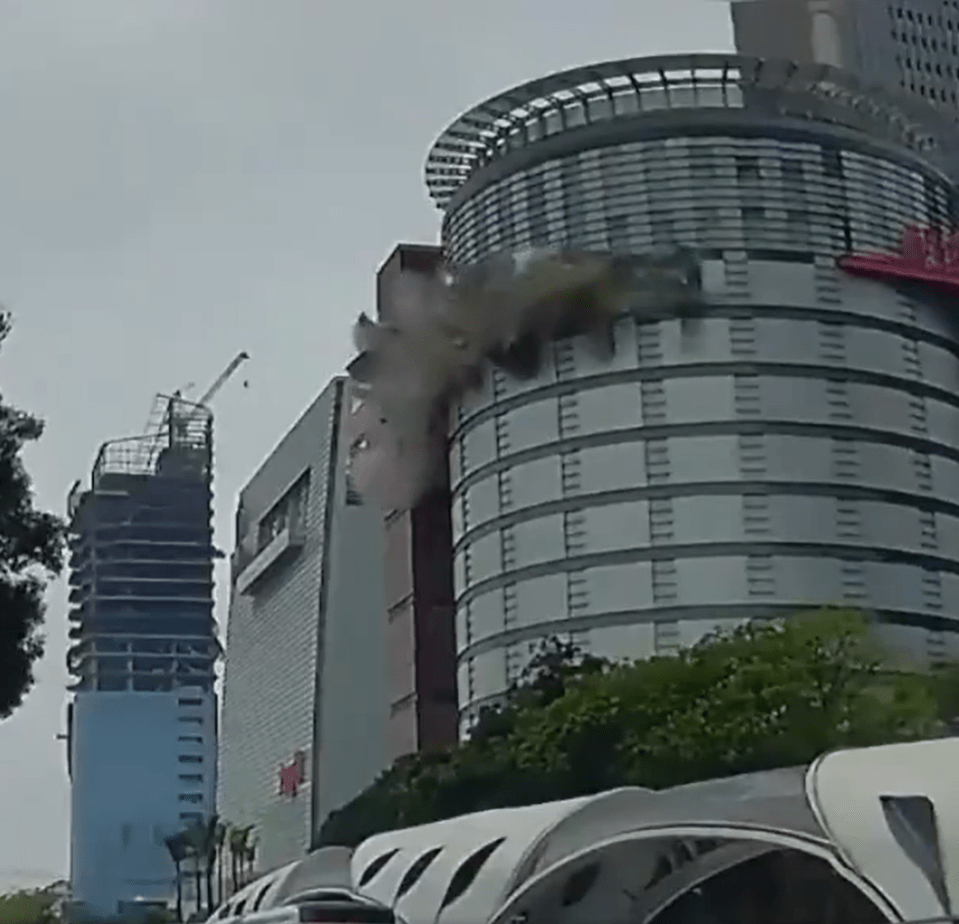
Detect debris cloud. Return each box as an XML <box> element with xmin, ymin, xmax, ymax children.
<box><xmin>347</xmin><ymin>246</ymin><xmax>704</xmax><ymax>510</ymax></box>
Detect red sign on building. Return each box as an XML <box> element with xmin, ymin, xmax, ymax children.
<box><xmin>278</xmin><ymin>750</ymin><xmax>307</xmax><ymax>798</ymax></box>
<box><xmin>837</xmin><ymin>225</ymin><xmax>959</xmax><ymax>295</ymax></box>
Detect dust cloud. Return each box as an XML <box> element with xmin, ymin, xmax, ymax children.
<box><xmin>346</xmin><ymin>246</ymin><xmax>704</xmax><ymax>511</ymax></box>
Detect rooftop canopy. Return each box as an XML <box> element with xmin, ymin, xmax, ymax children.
<box><xmin>424</xmin><ymin>52</ymin><xmax>959</xmax><ymax>211</ymax></box>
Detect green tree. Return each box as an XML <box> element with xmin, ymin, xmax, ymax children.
<box><xmin>0</xmin><ymin>886</ymin><xmax>59</xmax><ymax>924</ymax></box>
<box><xmin>0</xmin><ymin>312</ymin><xmax>65</xmax><ymax>719</ymax></box>
<box><xmin>511</xmin><ymin>609</ymin><xmax>942</xmax><ymax>790</ymax></box>
<box><xmin>317</xmin><ymin>638</ymin><xmax>609</xmax><ymax>847</ymax></box>
<box><xmin>319</xmin><ymin>609</ymin><xmax>952</xmax><ymax>847</ymax></box>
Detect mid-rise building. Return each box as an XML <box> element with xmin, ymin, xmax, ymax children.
<box><xmin>424</xmin><ymin>53</ymin><xmax>959</xmax><ymax>734</ymax></box>
<box><xmin>218</xmin><ymin>377</ymin><xmax>388</xmax><ymax>875</ymax></box>
<box><xmin>66</xmin><ymin>395</ymin><xmax>219</xmax><ymax>918</ymax></box>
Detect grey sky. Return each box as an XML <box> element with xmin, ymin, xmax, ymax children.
<box><xmin>0</xmin><ymin>0</ymin><xmax>732</xmax><ymax>890</ymax></box>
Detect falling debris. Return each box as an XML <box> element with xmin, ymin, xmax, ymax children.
<box><xmin>346</xmin><ymin>245</ymin><xmax>705</xmax><ymax>510</ymax></box>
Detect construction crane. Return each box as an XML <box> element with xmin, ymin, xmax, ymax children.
<box><xmin>195</xmin><ymin>350</ymin><xmax>250</xmax><ymax>407</ymax></box>
<box><xmin>157</xmin><ymin>351</ymin><xmax>250</xmax><ymax>445</ymax></box>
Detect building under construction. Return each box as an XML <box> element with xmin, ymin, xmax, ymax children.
<box><xmin>65</xmin><ymin>393</ymin><xmax>222</xmax><ymax>920</ymax></box>
<box><xmin>66</xmin><ymin>394</ymin><xmax>218</xmax><ymax>694</ymax></box>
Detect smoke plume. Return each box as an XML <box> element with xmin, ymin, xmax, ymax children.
<box><xmin>346</xmin><ymin>246</ymin><xmax>704</xmax><ymax>510</ymax></box>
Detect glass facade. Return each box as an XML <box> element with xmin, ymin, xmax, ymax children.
<box><xmin>425</xmin><ymin>55</ymin><xmax>959</xmax><ymax>732</ymax></box>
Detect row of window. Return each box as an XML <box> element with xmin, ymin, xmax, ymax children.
<box><xmin>74</xmin><ymin>676</ymin><xmax>214</xmax><ymax>692</ymax></box>
<box><xmin>457</xmin><ymin>148</ymin><xmax>942</xmax><ymax>216</ymax></box>
<box><xmin>892</xmin><ymin>32</ymin><xmax>958</xmax><ymax>57</ymax></box>
<box><xmin>891</xmin><ymin>4</ymin><xmax>959</xmax><ymax>29</ymax></box>
<box><xmin>445</xmin><ymin>141</ymin><xmax>954</xmax><ymax>262</ymax></box>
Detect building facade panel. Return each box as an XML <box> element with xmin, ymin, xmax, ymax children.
<box><xmin>427</xmin><ymin>56</ymin><xmax>959</xmax><ymax>729</ymax></box>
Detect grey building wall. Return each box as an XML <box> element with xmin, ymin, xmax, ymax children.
<box><xmin>731</xmin><ymin>0</ymin><xmax>959</xmax><ymax>116</ymax></box>
<box><xmin>218</xmin><ymin>378</ymin><xmax>387</xmax><ymax>873</ymax></box>
<box><xmin>312</xmin><ymin>379</ymin><xmax>388</xmax><ymax>840</ymax></box>
<box><xmin>429</xmin><ymin>57</ymin><xmax>959</xmax><ymax>733</ymax></box>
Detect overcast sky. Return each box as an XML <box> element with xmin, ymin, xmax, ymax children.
<box><xmin>0</xmin><ymin>0</ymin><xmax>733</xmax><ymax>891</ymax></box>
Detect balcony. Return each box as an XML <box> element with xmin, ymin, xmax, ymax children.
<box><xmin>234</xmin><ymin>523</ymin><xmax>305</xmax><ymax>595</ymax></box>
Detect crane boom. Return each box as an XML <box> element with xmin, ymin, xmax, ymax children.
<box><xmin>197</xmin><ymin>351</ymin><xmax>250</xmax><ymax>406</ymax></box>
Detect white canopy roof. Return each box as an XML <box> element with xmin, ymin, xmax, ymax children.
<box><xmin>212</xmin><ymin>737</ymin><xmax>958</xmax><ymax>924</ymax></box>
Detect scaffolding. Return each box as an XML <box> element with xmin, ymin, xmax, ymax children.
<box><xmin>67</xmin><ymin>392</ymin><xmax>218</xmax><ymax>694</ymax></box>
<box><xmin>91</xmin><ymin>393</ymin><xmax>213</xmax><ymax>490</ymax></box>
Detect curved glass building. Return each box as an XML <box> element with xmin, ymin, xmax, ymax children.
<box><xmin>424</xmin><ymin>54</ymin><xmax>959</xmax><ymax>730</ymax></box>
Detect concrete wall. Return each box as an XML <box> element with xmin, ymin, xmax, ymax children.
<box><xmin>313</xmin><ymin>380</ymin><xmax>388</xmax><ymax>828</ymax></box>
<box><xmin>70</xmin><ymin>689</ymin><xmax>216</xmax><ymax>916</ymax></box>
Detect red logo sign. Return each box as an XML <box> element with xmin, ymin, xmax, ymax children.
<box><xmin>278</xmin><ymin>750</ymin><xmax>307</xmax><ymax>798</ymax></box>
<box><xmin>837</xmin><ymin>225</ymin><xmax>959</xmax><ymax>295</ymax></box>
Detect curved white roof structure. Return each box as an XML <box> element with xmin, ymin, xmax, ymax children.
<box><xmin>809</xmin><ymin>737</ymin><xmax>959</xmax><ymax>921</ymax></box>
<box><xmin>350</xmin><ymin>739</ymin><xmax>958</xmax><ymax>924</ymax></box>
<box><xmin>210</xmin><ymin>737</ymin><xmax>958</xmax><ymax>924</ymax></box>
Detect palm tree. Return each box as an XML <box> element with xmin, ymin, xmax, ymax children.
<box><xmin>244</xmin><ymin>836</ymin><xmax>257</xmax><ymax>884</ymax></box>
<box><xmin>183</xmin><ymin>815</ymin><xmax>222</xmax><ymax>917</ymax></box>
<box><xmin>203</xmin><ymin>815</ymin><xmax>220</xmax><ymax>916</ymax></box>
<box><xmin>227</xmin><ymin>825</ymin><xmax>253</xmax><ymax>894</ymax></box>
<box><xmin>182</xmin><ymin>821</ymin><xmax>208</xmax><ymax>918</ymax></box>
<box><xmin>214</xmin><ymin>820</ymin><xmax>227</xmax><ymax>907</ymax></box>
<box><xmin>164</xmin><ymin>833</ymin><xmax>188</xmax><ymax>922</ymax></box>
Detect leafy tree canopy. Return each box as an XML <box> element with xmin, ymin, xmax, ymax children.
<box><xmin>0</xmin><ymin>312</ymin><xmax>65</xmax><ymax>719</ymax></box>
<box><xmin>318</xmin><ymin>609</ymin><xmax>954</xmax><ymax>848</ymax></box>
<box><xmin>0</xmin><ymin>886</ymin><xmax>61</xmax><ymax>924</ymax></box>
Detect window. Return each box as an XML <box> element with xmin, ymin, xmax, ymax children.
<box><xmin>821</xmin><ymin>146</ymin><xmax>843</xmax><ymax>178</ymax></box>
<box><xmin>179</xmin><ymin>698</ymin><xmax>202</xmax><ymax>707</ymax></box>
<box><xmin>178</xmin><ymin>735</ymin><xmax>202</xmax><ymax>744</ymax></box>
<box><xmin>440</xmin><ymin>838</ymin><xmax>506</xmax><ymax>908</ymax></box>
<box><xmin>257</xmin><ymin>471</ymin><xmax>310</xmax><ymax>550</ymax></box>
<box><xmin>736</xmin><ymin>155</ymin><xmax>761</xmax><ymax>180</ymax></box>
<box><xmin>179</xmin><ymin>812</ymin><xmax>202</xmax><ymax>823</ymax></box>
<box><xmin>359</xmin><ymin>848</ymin><xmax>401</xmax><ymax>886</ymax></box>
<box><xmin>781</xmin><ymin>158</ymin><xmax>804</xmax><ymax>185</ymax></box>
<box><xmin>179</xmin><ymin>774</ymin><xmax>202</xmax><ymax>783</ymax></box>
<box><xmin>179</xmin><ymin>755</ymin><xmax>202</xmax><ymax>764</ymax></box>
<box><xmin>178</xmin><ymin>793</ymin><xmax>203</xmax><ymax>804</ymax></box>
<box><xmin>395</xmin><ymin>847</ymin><xmax>442</xmax><ymax>899</ymax></box>
<box><xmin>345</xmin><ymin>444</ymin><xmax>364</xmax><ymax>506</ymax></box>
<box><xmin>179</xmin><ymin>715</ymin><xmax>202</xmax><ymax>725</ymax></box>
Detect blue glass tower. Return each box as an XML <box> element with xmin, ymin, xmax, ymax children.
<box><xmin>66</xmin><ymin>395</ymin><xmax>220</xmax><ymax>919</ymax></box>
